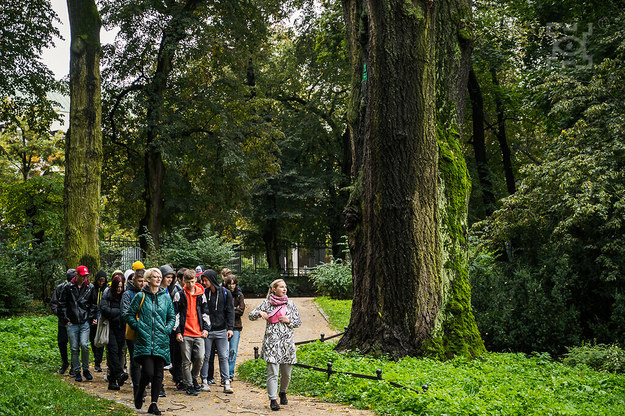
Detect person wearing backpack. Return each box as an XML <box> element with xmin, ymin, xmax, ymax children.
<box><xmin>50</xmin><ymin>268</ymin><xmax>76</xmax><ymax>375</ymax></box>
<box><xmin>199</xmin><ymin>269</ymin><xmax>235</xmax><ymax>394</ymax></box>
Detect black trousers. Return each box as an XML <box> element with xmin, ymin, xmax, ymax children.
<box><xmin>106</xmin><ymin>325</ymin><xmax>125</xmax><ymax>381</ymax></box>
<box><xmin>137</xmin><ymin>355</ymin><xmax>165</xmax><ymax>404</ymax></box>
<box><xmin>57</xmin><ymin>323</ymin><xmax>69</xmax><ymax>366</ymax></box>
<box><xmin>169</xmin><ymin>333</ymin><xmax>183</xmax><ymax>383</ymax></box>
<box><xmin>90</xmin><ymin>322</ymin><xmax>104</xmax><ymax>366</ymax></box>
<box><xmin>127</xmin><ymin>340</ymin><xmax>142</xmax><ymax>388</ymax></box>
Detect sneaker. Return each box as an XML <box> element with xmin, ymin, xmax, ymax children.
<box><xmin>94</xmin><ymin>365</ymin><xmax>103</xmax><ymax>372</ymax></box>
<box><xmin>176</xmin><ymin>381</ymin><xmax>185</xmax><ymax>391</ymax></box>
<box><xmin>270</xmin><ymin>399</ymin><xmax>280</xmax><ymax>411</ymax></box>
<box><xmin>159</xmin><ymin>386</ymin><xmax>166</xmax><ymax>397</ymax></box>
<box><xmin>147</xmin><ymin>403</ymin><xmax>162</xmax><ymax>415</ymax></box>
<box><xmin>185</xmin><ymin>387</ymin><xmax>199</xmax><ymax>396</ymax></box>
<box><xmin>83</xmin><ymin>369</ymin><xmax>93</xmax><ymax>381</ymax></box>
<box><xmin>108</xmin><ymin>380</ymin><xmax>120</xmax><ymax>391</ymax></box>
<box><xmin>223</xmin><ymin>380</ymin><xmax>233</xmax><ymax>394</ymax></box>
<box><xmin>59</xmin><ymin>363</ymin><xmax>69</xmax><ymax>374</ymax></box>
<box><xmin>207</xmin><ymin>379</ymin><xmax>216</xmax><ymax>385</ymax></box>
<box><xmin>200</xmin><ymin>381</ymin><xmax>210</xmax><ymax>392</ymax></box>
<box><xmin>75</xmin><ymin>373</ymin><xmax>83</xmax><ymax>382</ymax></box>
<box><xmin>68</xmin><ymin>368</ymin><xmax>76</xmax><ymax>377</ymax></box>
<box><xmin>193</xmin><ymin>379</ymin><xmax>202</xmax><ymax>391</ymax></box>
<box><xmin>118</xmin><ymin>372</ymin><xmax>129</xmax><ymax>387</ymax></box>
<box><xmin>279</xmin><ymin>392</ymin><xmax>288</xmax><ymax>405</ymax></box>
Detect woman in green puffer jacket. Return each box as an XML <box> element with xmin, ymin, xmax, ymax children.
<box><xmin>125</xmin><ymin>267</ymin><xmax>175</xmax><ymax>416</ymax></box>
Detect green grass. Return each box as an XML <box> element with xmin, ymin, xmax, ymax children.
<box><xmin>0</xmin><ymin>315</ymin><xmax>134</xmax><ymax>416</ymax></box>
<box><xmin>238</xmin><ymin>297</ymin><xmax>625</xmax><ymax>415</ymax></box>
<box><xmin>313</xmin><ymin>296</ymin><xmax>351</xmax><ymax>330</ymax></box>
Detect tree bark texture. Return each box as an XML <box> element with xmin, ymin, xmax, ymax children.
<box><xmin>338</xmin><ymin>0</ymin><xmax>484</xmax><ymax>359</ymax></box>
<box><xmin>63</xmin><ymin>0</ymin><xmax>102</xmax><ymax>271</ymax></box>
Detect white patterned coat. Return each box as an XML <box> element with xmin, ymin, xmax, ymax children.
<box><xmin>249</xmin><ymin>299</ymin><xmax>302</xmax><ymax>364</ymax></box>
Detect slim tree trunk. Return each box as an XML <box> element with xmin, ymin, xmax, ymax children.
<box><xmin>338</xmin><ymin>0</ymin><xmax>484</xmax><ymax>359</ymax></box>
<box><xmin>490</xmin><ymin>67</ymin><xmax>515</xmax><ymax>195</ymax></box>
<box><xmin>468</xmin><ymin>67</ymin><xmax>496</xmax><ymax>214</ymax></box>
<box><xmin>63</xmin><ymin>0</ymin><xmax>102</xmax><ymax>271</ymax></box>
<box><xmin>139</xmin><ymin>0</ymin><xmax>204</xmax><ymax>253</ymax></box>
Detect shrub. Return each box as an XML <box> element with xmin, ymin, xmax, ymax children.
<box><xmin>309</xmin><ymin>258</ymin><xmax>353</xmax><ymax>299</ymax></box>
<box><xmin>562</xmin><ymin>343</ymin><xmax>625</xmax><ymax>374</ymax></box>
<box><xmin>238</xmin><ymin>269</ymin><xmax>282</xmax><ymax>297</ymax></box>
<box><xmin>143</xmin><ymin>225</ymin><xmax>235</xmax><ymax>270</ymax></box>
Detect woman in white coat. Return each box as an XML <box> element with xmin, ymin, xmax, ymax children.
<box><xmin>249</xmin><ymin>279</ymin><xmax>301</xmax><ymax>411</ymax></box>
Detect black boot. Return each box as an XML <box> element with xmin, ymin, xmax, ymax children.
<box><xmin>148</xmin><ymin>402</ymin><xmax>162</xmax><ymax>415</ymax></box>
<box><xmin>108</xmin><ymin>379</ymin><xmax>120</xmax><ymax>391</ymax></box>
<box><xmin>134</xmin><ymin>386</ymin><xmax>144</xmax><ymax>409</ymax></box>
<box><xmin>279</xmin><ymin>392</ymin><xmax>288</xmax><ymax>405</ymax></box>
<box><xmin>270</xmin><ymin>399</ymin><xmax>280</xmax><ymax>411</ymax></box>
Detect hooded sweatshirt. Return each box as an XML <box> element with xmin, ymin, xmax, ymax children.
<box><xmin>202</xmin><ymin>269</ymin><xmax>234</xmax><ymax>332</ymax></box>
<box><xmin>172</xmin><ymin>282</ymin><xmax>211</xmax><ymax>336</ymax></box>
<box><xmin>121</xmin><ymin>278</ymin><xmax>142</xmax><ymax>317</ymax></box>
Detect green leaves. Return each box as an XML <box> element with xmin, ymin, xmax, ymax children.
<box><xmin>240</xmin><ymin>342</ymin><xmax>625</xmax><ymax>415</ymax></box>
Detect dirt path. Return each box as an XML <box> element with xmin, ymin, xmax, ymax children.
<box><xmin>71</xmin><ymin>297</ymin><xmax>372</xmax><ymax>416</ymax></box>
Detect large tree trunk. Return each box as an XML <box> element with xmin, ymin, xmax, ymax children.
<box><xmin>468</xmin><ymin>67</ymin><xmax>496</xmax><ymax>215</ymax></box>
<box><xmin>63</xmin><ymin>0</ymin><xmax>102</xmax><ymax>272</ymax></box>
<box><xmin>338</xmin><ymin>0</ymin><xmax>484</xmax><ymax>359</ymax></box>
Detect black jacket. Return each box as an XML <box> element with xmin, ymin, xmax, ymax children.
<box><xmin>99</xmin><ymin>287</ymin><xmax>124</xmax><ymax>331</ymax></box>
<box><xmin>172</xmin><ymin>283</ymin><xmax>211</xmax><ymax>335</ymax></box>
<box><xmin>51</xmin><ymin>281</ymin><xmax>69</xmax><ymax>325</ymax></box>
<box><xmin>60</xmin><ymin>278</ymin><xmax>96</xmax><ymax>325</ymax></box>
<box><xmin>202</xmin><ymin>270</ymin><xmax>234</xmax><ymax>331</ymax></box>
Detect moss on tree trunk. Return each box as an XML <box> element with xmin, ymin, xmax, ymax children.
<box><xmin>338</xmin><ymin>0</ymin><xmax>485</xmax><ymax>359</ymax></box>
<box><xmin>63</xmin><ymin>0</ymin><xmax>102</xmax><ymax>271</ymax></box>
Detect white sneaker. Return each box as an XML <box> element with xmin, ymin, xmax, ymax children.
<box><xmin>201</xmin><ymin>380</ymin><xmax>211</xmax><ymax>392</ymax></box>
<box><xmin>223</xmin><ymin>380</ymin><xmax>233</xmax><ymax>394</ymax></box>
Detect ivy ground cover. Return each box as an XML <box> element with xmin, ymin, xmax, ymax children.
<box><xmin>0</xmin><ymin>315</ymin><xmax>133</xmax><ymax>416</ymax></box>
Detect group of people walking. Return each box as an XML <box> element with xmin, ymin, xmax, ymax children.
<box><xmin>50</xmin><ymin>261</ymin><xmax>301</xmax><ymax>413</ymax></box>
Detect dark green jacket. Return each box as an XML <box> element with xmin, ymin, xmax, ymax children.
<box><xmin>124</xmin><ymin>287</ymin><xmax>175</xmax><ymax>364</ymax></box>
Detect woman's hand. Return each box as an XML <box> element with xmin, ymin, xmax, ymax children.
<box><xmin>260</xmin><ymin>311</ymin><xmax>268</xmax><ymax>321</ymax></box>
<box><xmin>278</xmin><ymin>315</ymin><xmax>290</xmax><ymax>324</ymax></box>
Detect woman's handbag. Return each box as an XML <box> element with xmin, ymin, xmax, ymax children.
<box><xmin>125</xmin><ymin>293</ymin><xmax>145</xmax><ymax>341</ymax></box>
<box><xmin>94</xmin><ymin>318</ymin><xmax>110</xmax><ymax>348</ymax></box>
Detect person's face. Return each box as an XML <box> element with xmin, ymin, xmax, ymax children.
<box><xmin>134</xmin><ymin>276</ymin><xmax>145</xmax><ymax>288</ymax></box>
<box><xmin>226</xmin><ymin>281</ymin><xmax>236</xmax><ymax>292</ymax></box>
<box><xmin>148</xmin><ymin>271</ymin><xmax>162</xmax><ymax>288</ymax></box>
<box><xmin>97</xmin><ymin>277</ymin><xmax>106</xmax><ymax>287</ymax></box>
<box><xmin>77</xmin><ymin>273</ymin><xmax>88</xmax><ymax>284</ymax></box>
<box><xmin>184</xmin><ymin>276</ymin><xmax>196</xmax><ymax>290</ymax></box>
<box><xmin>272</xmin><ymin>282</ymin><xmax>287</xmax><ymax>297</ymax></box>
<box><xmin>201</xmin><ymin>276</ymin><xmax>210</xmax><ymax>288</ymax></box>
<box><xmin>115</xmin><ymin>284</ymin><xmax>123</xmax><ymax>294</ymax></box>
<box><xmin>162</xmin><ymin>274</ymin><xmax>173</xmax><ymax>288</ymax></box>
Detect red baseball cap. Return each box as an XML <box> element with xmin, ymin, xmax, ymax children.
<box><xmin>76</xmin><ymin>265</ymin><xmax>90</xmax><ymax>276</ymax></box>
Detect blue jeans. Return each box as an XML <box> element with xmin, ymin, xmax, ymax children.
<box><xmin>201</xmin><ymin>329</ymin><xmax>230</xmax><ymax>383</ymax></box>
<box><xmin>67</xmin><ymin>321</ymin><xmax>90</xmax><ymax>373</ymax></box>
<box><xmin>228</xmin><ymin>330</ymin><xmax>241</xmax><ymax>379</ymax></box>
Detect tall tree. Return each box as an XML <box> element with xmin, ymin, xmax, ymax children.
<box><xmin>337</xmin><ymin>0</ymin><xmax>484</xmax><ymax>358</ymax></box>
<box><xmin>63</xmin><ymin>0</ymin><xmax>102</xmax><ymax>271</ymax></box>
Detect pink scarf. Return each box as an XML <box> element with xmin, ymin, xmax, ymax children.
<box><xmin>269</xmin><ymin>294</ymin><xmax>288</xmax><ymax>306</ymax></box>
<box><xmin>267</xmin><ymin>294</ymin><xmax>288</xmax><ymax>323</ymax></box>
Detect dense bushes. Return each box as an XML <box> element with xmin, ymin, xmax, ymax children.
<box><xmin>309</xmin><ymin>258</ymin><xmax>352</xmax><ymax>299</ymax></box>
<box><xmin>562</xmin><ymin>343</ymin><xmax>625</xmax><ymax>374</ymax></box>
<box><xmin>143</xmin><ymin>225</ymin><xmax>235</xmax><ymax>271</ymax></box>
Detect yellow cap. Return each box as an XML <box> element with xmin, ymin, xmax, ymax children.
<box><xmin>132</xmin><ymin>261</ymin><xmax>145</xmax><ymax>271</ymax></box>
